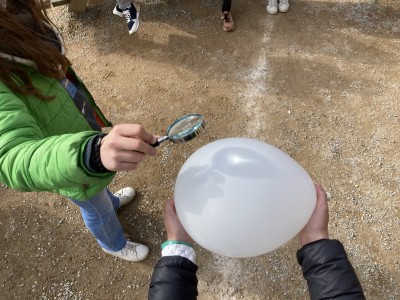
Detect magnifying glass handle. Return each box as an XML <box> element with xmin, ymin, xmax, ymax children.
<box><xmin>151</xmin><ymin>136</ymin><xmax>169</xmax><ymax>147</ymax></box>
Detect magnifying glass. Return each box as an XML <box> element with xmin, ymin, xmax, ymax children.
<box><xmin>151</xmin><ymin>113</ymin><xmax>205</xmax><ymax>147</ymax></box>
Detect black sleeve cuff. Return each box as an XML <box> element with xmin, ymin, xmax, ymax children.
<box><xmin>297</xmin><ymin>239</ymin><xmax>365</xmax><ymax>300</ymax></box>
<box><xmin>83</xmin><ymin>134</ymin><xmax>111</xmax><ymax>173</ymax></box>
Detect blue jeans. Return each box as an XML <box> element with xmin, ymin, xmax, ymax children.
<box><xmin>69</xmin><ymin>188</ymin><xmax>126</xmax><ymax>252</ymax></box>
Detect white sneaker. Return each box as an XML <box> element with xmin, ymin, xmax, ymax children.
<box><xmin>114</xmin><ymin>187</ymin><xmax>136</xmax><ymax>207</ymax></box>
<box><xmin>267</xmin><ymin>0</ymin><xmax>278</xmax><ymax>15</ymax></box>
<box><xmin>103</xmin><ymin>241</ymin><xmax>149</xmax><ymax>262</ymax></box>
<box><xmin>279</xmin><ymin>0</ymin><xmax>290</xmax><ymax>12</ymax></box>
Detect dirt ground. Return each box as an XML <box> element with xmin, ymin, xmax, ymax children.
<box><xmin>1</xmin><ymin>0</ymin><xmax>399</xmax><ymax>299</ymax></box>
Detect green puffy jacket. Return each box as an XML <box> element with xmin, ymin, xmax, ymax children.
<box><xmin>0</xmin><ymin>61</ymin><xmax>115</xmax><ymax>200</ymax></box>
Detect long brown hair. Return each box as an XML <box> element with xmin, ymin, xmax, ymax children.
<box><xmin>0</xmin><ymin>0</ymin><xmax>71</xmax><ymax>100</ymax></box>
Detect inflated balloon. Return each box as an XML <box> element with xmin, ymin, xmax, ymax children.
<box><xmin>174</xmin><ymin>138</ymin><xmax>316</xmax><ymax>258</ymax></box>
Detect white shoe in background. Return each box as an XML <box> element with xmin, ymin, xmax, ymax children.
<box><xmin>114</xmin><ymin>187</ymin><xmax>136</xmax><ymax>207</ymax></box>
<box><xmin>267</xmin><ymin>0</ymin><xmax>278</xmax><ymax>15</ymax></box>
<box><xmin>279</xmin><ymin>0</ymin><xmax>290</xmax><ymax>13</ymax></box>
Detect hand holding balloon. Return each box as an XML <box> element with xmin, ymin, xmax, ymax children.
<box><xmin>164</xmin><ymin>198</ymin><xmax>194</xmax><ymax>245</ymax></box>
<box><xmin>299</xmin><ymin>184</ymin><xmax>329</xmax><ymax>246</ymax></box>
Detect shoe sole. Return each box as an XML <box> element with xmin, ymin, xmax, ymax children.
<box><xmin>266</xmin><ymin>8</ymin><xmax>278</xmax><ymax>15</ymax></box>
<box><xmin>128</xmin><ymin>13</ymin><xmax>140</xmax><ymax>34</ymax></box>
<box><xmin>103</xmin><ymin>246</ymin><xmax>149</xmax><ymax>262</ymax></box>
<box><xmin>278</xmin><ymin>5</ymin><xmax>290</xmax><ymax>12</ymax></box>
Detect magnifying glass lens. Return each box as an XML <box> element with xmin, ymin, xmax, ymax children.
<box><xmin>168</xmin><ymin>114</ymin><xmax>203</xmax><ymax>140</ymax></box>
<box><xmin>152</xmin><ymin>113</ymin><xmax>204</xmax><ymax>147</ymax></box>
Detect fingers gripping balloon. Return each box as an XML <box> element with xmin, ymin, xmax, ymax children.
<box><xmin>174</xmin><ymin>138</ymin><xmax>316</xmax><ymax>258</ymax></box>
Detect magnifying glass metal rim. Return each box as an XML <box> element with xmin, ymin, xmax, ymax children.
<box><xmin>152</xmin><ymin>113</ymin><xmax>205</xmax><ymax>147</ymax></box>
<box><xmin>166</xmin><ymin>113</ymin><xmax>204</xmax><ymax>144</ymax></box>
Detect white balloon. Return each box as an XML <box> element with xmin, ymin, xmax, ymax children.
<box><xmin>174</xmin><ymin>138</ymin><xmax>316</xmax><ymax>258</ymax></box>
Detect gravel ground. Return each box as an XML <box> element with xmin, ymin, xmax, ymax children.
<box><xmin>0</xmin><ymin>0</ymin><xmax>399</xmax><ymax>299</ymax></box>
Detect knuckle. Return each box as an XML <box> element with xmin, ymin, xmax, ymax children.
<box><xmin>134</xmin><ymin>124</ymin><xmax>147</xmax><ymax>137</ymax></box>
<box><xmin>113</xmin><ymin>124</ymin><xmax>123</xmax><ymax>133</ymax></box>
<box><xmin>107</xmin><ymin>140</ymin><xmax>117</xmax><ymax>149</ymax></box>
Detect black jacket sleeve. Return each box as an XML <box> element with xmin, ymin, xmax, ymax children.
<box><xmin>148</xmin><ymin>256</ymin><xmax>199</xmax><ymax>300</ymax></box>
<box><xmin>297</xmin><ymin>239</ymin><xmax>366</xmax><ymax>300</ymax></box>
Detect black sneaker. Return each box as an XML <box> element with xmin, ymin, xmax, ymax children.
<box><xmin>122</xmin><ymin>3</ymin><xmax>140</xmax><ymax>34</ymax></box>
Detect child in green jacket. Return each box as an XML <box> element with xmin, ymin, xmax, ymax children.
<box><xmin>0</xmin><ymin>0</ymin><xmax>155</xmax><ymax>262</ymax></box>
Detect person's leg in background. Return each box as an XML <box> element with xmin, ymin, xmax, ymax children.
<box><xmin>113</xmin><ymin>0</ymin><xmax>140</xmax><ymax>34</ymax></box>
<box><xmin>221</xmin><ymin>0</ymin><xmax>234</xmax><ymax>32</ymax></box>
<box><xmin>69</xmin><ymin>188</ymin><xmax>149</xmax><ymax>262</ymax></box>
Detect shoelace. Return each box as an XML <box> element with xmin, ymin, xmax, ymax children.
<box><xmin>121</xmin><ymin>243</ymin><xmax>138</xmax><ymax>257</ymax></box>
<box><xmin>279</xmin><ymin>0</ymin><xmax>288</xmax><ymax>5</ymax></box>
<box><xmin>123</xmin><ymin>10</ymin><xmax>134</xmax><ymax>22</ymax></box>
<box><xmin>268</xmin><ymin>0</ymin><xmax>278</xmax><ymax>6</ymax></box>
<box><xmin>222</xmin><ymin>12</ymin><xmax>231</xmax><ymax>22</ymax></box>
